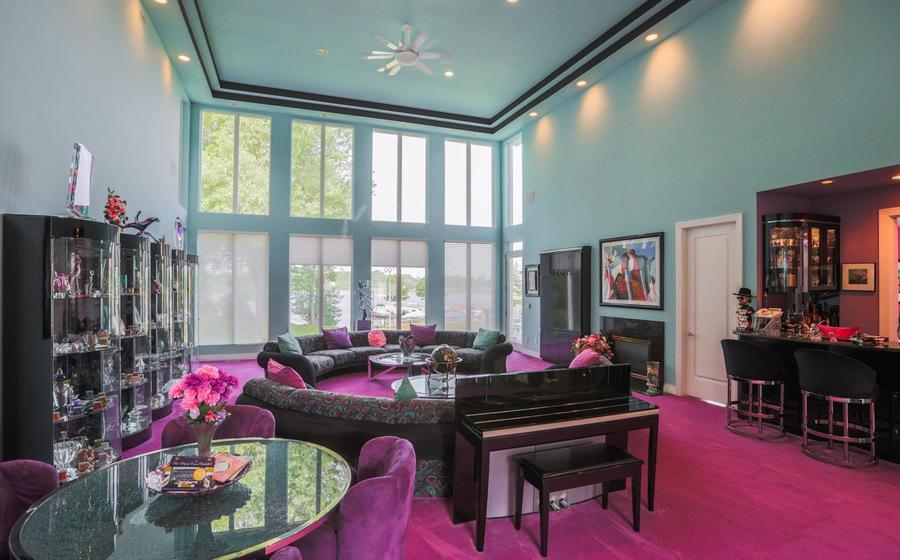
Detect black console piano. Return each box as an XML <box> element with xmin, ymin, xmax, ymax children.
<box><xmin>452</xmin><ymin>365</ymin><xmax>659</xmax><ymax>551</ymax></box>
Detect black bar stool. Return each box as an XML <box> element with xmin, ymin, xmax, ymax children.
<box><xmin>795</xmin><ymin>349</ymin><xmax>878</xmax><ymax>468</ymax></box>
<box><xmin>720</xmin><ymin>339</ymin><xmax>786</xmax><ymax>439</ymax></box>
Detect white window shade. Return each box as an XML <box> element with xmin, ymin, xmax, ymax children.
<box><xmin>372</xmin><ymin>239</ymin><xmax>427</xmax><ymax>268</ymax></box>
<box><xmin>198</xmin><ymin>231</ymin><xmax>269</xmax><ymax>345</ymax></box>
<box><xmin>444</xmin><ymin>241</ymin><xmax>494</xmax><ymax>330</ymax></box>
<box><xmin>469</xmin><ymin>242</ymin><xmax>495</xmax><ymax>329</ymax></box>
<box><xmin>290</xmin><ymin>236</ymin><xmax>352</xmax><ymax>266</ymax></box>
<box><xmin>444</xmin><ymin>242</ymin><xmax>468</xmax><ymax>331</ymax></box>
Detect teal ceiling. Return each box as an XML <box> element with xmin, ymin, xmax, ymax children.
<box><xmin>143</xmin><ymin>0</ymin><xmax>724</xmax><ymax>136</ymax></box>
<box><xmin>197</xmin><ymin>0</ymin><xmax>645</xmax><ymax>117</ymax></box>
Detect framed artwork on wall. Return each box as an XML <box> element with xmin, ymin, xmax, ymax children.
<box><xmin>842</xmin><ymin>262</ymin><xmax>876</xmax><ymax>292</ymax></box>
<box><xmin>600</xmin><ymin>232</ymin><xmax>663</xmax><ymax>309</ymax></box>
<box><xmin>524</xmin><ymin>264</ymin><xmax>540</xmax><ymax>297</ymax></box>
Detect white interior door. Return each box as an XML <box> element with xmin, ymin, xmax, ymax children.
<box><xmin>683</xmin><ymin>220</ymin><xmax>740</xmax><ymax>403</ymax></box>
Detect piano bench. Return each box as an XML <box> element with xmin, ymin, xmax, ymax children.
<box><xmin>513</xmin><ymin>443</ymin><xmax>644</xmax><ymax>557</ymax></box>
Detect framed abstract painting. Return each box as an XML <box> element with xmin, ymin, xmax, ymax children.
<box><xmin>842</xmin><ymin>262</ymin><xmax>875</xmax><ymax>292</ymax></box>
<box><xmin>600</xmin><ymin>232</ymin><xmax>663</xmax><ymax>309</ymax></box>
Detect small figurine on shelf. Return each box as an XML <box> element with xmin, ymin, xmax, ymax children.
<box><xmin>53</xmin><ymin>272</ymin><xmax>70</xmax><ymax>298</ymax></box>
<box><xmin>86</xmin><ymin>270</ymin><xmax>95</xmax><ymax>297</ymax></box>
<box><xmin>733</xmin><ymin>287</ymin><xmax>756</xmax><ymax>332</ymax></box>
<box><xmin>103</xmin><ymin>188</ymin><xmax>128</xmax><ymax>227</ymax></box>
<box><xmin>70</xmin><ymin>252</ymin><xmax>82</xmax><ymax>297</ymax></box>
<box><xmin>124</xmin><ymin>211</ymin><xmax>160</xmax><ymax>241</ymax></box>
<box><xmin>174</xmin><ymin>216</ymin><xmax>185</xmax><ymax>250</ymax></box>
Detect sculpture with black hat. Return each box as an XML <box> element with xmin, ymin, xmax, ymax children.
<box><xmin>734</xmin><ymin>287</ymin><xmax>756</xmax><ymax>332</ymax></box>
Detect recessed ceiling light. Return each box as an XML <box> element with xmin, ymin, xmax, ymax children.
<box><xmin>316</xmin><ymin>48</ymin><xmax>328</xmax><ymax>55</ymax></box>
<box><xmin>506</xmin><ymin>0</ymin><xmax>520</xmax><ymax>4</ymax></box>
<box><xmin>576</xmin><ymin>79</ymin><xmax>588</xmax><ymax>88</ymax></box>
<box><xmin>444</xmin><ymin>70</ymin><xmax>454</xmax><ymax>78</ymax></box>
<box><xmin>528</xmin><ymin>111</ymin><xmax>539</xmax><ymax>117</ymax></box>
<box><xmin>177</xmin><ymin>55</ymin><xmax>191</xmax><ymax>62</ymax></box>
<box><xmin>821</xmin><ymin>179</ymin><xmax>834</xmax><ymax>185</ymax></box>
<box><xmin>154</xmin><ymin>0</ymin><xmax>168</xmax><ymax>4</ymax></box>
<box><xmin>645</xmin><ymin>33</ymin><xmax>659</xmax><ymax>42</ymax></box>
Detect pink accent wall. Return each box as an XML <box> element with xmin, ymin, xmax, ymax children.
<box><xmin>758</xmin><ymin>185</ymin><xmax>900</xmax><ymax>333</ymax></box>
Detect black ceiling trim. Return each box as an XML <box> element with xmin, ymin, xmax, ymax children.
<box><xmin>490</xmin><ymin>0</ymin><xmax>664</xmax><ymax>120</ymax></box>
<box><xmin>494</xmin><ymin>0</ymin><xmax>692</xmax><ymax>131</ymax></box>
<box><xmin>178</xmin><ymin>0</ymin><xmax>693</xmax><ymax>134</ymax></box>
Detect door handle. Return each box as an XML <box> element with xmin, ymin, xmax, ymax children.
<box><xmin>687</xmin><ymin>330</ymin><xmax>695</xmax><ymax>336</ymax></box>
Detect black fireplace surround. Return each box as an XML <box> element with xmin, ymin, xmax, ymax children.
<box><xmin>599</xmin><ymin>317</ymin><xmax>665</xmax><ymax>393</ymax></box>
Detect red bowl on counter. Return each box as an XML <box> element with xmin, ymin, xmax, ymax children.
<box><xmin>817</xmin><ymin>324</ymin><xmax>860</xmax><ymax>339</ymax></box>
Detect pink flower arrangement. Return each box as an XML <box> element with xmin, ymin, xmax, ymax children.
<box><xmin>573</xmin><ymin>332</ymin><xmax>615</xmax><ymax>361</ymax></box>
<box><xmin>168</xmin><ymin>365</ymin><xmax>239</xmax><ymax>424</ymax></box>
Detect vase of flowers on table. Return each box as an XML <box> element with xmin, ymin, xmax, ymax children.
<box><xmin>572</xmin><ymin>332</ymin><xmax>615</xmax><ymax>361</ymax></box>
<box><xmin>168</xmin><ymin>365</ymin><xmax>239</xmax><ymax>457</ymax></box>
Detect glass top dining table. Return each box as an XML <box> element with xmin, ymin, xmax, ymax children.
<box><xmin>9</xmin><ymin>438</ymin><xmax>351</xmax><ymax>560</ymax></box>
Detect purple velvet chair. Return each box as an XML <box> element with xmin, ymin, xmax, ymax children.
<box><xmin>271</xmin><ymin>436</ymin><xmax>416</xmax><ymax>560</ymax></box>
<box><xmin>161</xmin><ymin>404</ymin><xmax>276</xmax><ymax>449</ymax></box>
<box><xmin>1</xmin><ymin>460</ymin><xmax>59</xmax><ymax>556</ymax></box>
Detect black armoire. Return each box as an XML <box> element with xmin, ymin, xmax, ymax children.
<box><xmin>539</xmin><ymin>246</ymin><xmax>591</xmax><ymax>363</ymax></box>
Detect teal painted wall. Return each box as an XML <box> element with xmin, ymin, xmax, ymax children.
<box><xmin>504</xmin><ymin>0</ymin><xmax>900</xmax><ymax>384</ymax></box>
<box><xmin>186</xmin><ymin>104</ymin><xmax>502</xmax><ymax>356</ymax></box>
<box><xmin>0</xmin><ymin>0</ymin><xmax>189</xmax><ymax>233</ymax></box>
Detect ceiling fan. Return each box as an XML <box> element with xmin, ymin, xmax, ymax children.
<box><xmin>364</xmin><ymin>24</ymin><xmax>451</xmax><ymax>76</ymax></box>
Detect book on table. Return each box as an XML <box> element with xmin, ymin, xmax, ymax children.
<box><xmin>162</xmin><ymin>456</ymin><xmax>215</xmax><ymax>492</ymax></box>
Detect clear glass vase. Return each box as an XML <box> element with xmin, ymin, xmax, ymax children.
<box><xmin>191</xmin><ymin>420</ymin><xmax>222</xmax><ymax>457</ymax></box>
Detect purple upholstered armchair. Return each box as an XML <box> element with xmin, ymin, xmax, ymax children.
<box><xmin>1</xmin><ymin>460</ymin><xmax>59</xmax><ymax>556</ymax></box>
<box><xmin>161</xmin><ymin>404</ymin><xmax>276</xmax><ymax>448</ymax></box>
<box><xmin>271</xmin><ymin>436</ymin><xmax>416</xmax><ymax>560</ymax></box>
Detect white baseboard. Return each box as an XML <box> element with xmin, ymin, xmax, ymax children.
<box><xmin>515</xmin><ymin>346</ymin><xmax>541</xmax><ymax>358</ymax></box>
<box><xmin>663</xmin><ymin>383</ymin><xmax>679</xmax><ymax>395</ymax></box>
<box><xmin>201</xmin><ymin>353</ymin><xmax>257</xmax><ymax>362</ymax></box>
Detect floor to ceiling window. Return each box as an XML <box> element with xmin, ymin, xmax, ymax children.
<box><xmin>506</xmin><ymin>241</ymin><xmax>523</xmax><ymax>344</ymax></box>
<box><xmin>444</xmin><ymin>241</ymin><xmax>495</xmax><ymax>331</ymax></box>
<box><xmin>371</xmin><ymin>239</ymin><xmax>428</xmax><ymax>329</ymax></box>
<box><xmin>197</xmin><ymin>231</ymin><xmax>269</xmax><ymax>345</ymax></box>
<box><xmin>444</xmin><ymin>140</ymin><xmax>493</xmax><ymax>227</ymax></box>
<box><xmin>199</xmin><ymin>110</ymin><xmax>271</xmax><ymax>215</ymax></box>
<box><xmin>288</xmin><ymin>236</ymin><xmax>353</xmax><ymax>335</ymax></box>
<box><xmin>290</xmin><ymin>121</ymin><xmax>353</xmax><ymax>219</ymax></box>
<box><xmin>371</xmin><ymin>131</ymin><xmax>427</xmax><ymax>223</ymax></box>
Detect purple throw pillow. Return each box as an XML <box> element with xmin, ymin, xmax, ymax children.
<box><xmin>322</xmin><ymin>326</ymin><xmax>352</xmax><ymax>349</ymax></box>
<box><xmin>410</xmin><ymin>323</ymin><xmax>437</xmax><ymax>345</ymax></box>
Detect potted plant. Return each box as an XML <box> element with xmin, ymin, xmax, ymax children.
<box><xmin>168</xmin><ymin>365</ymin><xmax>239</xmax><ymax>456</ymax></box>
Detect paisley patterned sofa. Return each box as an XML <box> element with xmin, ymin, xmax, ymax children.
<box><xmin>236</xmin><ymin>377</ymin><xmax>455</xmax><ymax>497</ymax></box>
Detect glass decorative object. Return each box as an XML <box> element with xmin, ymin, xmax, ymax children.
<box><xmin>192</xmin><ymin>419</ymin><xmax>223</xmax><ymax>458</ymax></box>
<box><xmin>399</xmin><ymin>335</ymin><xmax>416</xmax><ymax>357</ymax></box>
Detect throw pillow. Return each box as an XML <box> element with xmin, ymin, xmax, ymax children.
<box><xmin>394</xmin><ymin>375</ymin><xmax>417</xmax><ymax>401</ymax></box>
<box><xmin>472</xmin><ymin>328</ymin><xmax>500</xmax><ymax>350</ymax></box>
<box><xmin>267</xmin><ymin>359</ymin><xmax>307</xmax><ymax>389</ymax></box>
<box><xmin>570</xmin><ymin>349</ymin><xmax>601</xmax><ymax>368</ymax></box>
<box><xmin>277</xmin><ymin>333</ymin><xmax>303</xmax><ymax>355</ymax></box>
<box><xmin>368</xmin><ymin>330</ymin><xmax>387</xmax><ymax>347</ymax></box>
<box><xmin>322</xmin><ymin>326</ymin><xmax>352</xmax><ymax>349</ymax></box>
<box><xmin>410</xmin><ymin>323</ymin><xmax>437</xmax><ymax>345</ymax></box>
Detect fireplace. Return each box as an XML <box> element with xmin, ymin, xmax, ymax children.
<box><xmin>599</xmin><ymin>317</ymin><xmax>665</xmax><ymax>394</ymax></box>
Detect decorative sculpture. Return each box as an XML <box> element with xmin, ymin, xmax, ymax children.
<box><xmin>124</xmin><ymin>211</ymin><xmax>160</xmax><ymax>241</ymax></box>
<box><xmin>398</xmin><ymin>335</ymin><xmax>417</xmax><ymax>357</ymax></box>
<box><xmin>733</xmin><ymin>287</ymin><xmax>755</xmax><ymax>332</ymax></box>
<box><xmin>174</xmin><ymin>217</ymin><xmax>185</xmax><ymax>250</ymax></box>
<box><xmin>356</xmin><ymin>280</ymin><xmax>372</xmax><ymax>331</ymax></box>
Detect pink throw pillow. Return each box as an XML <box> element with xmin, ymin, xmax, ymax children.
<box><xmin>267</xmin><ymin>359</ymin><xmax>307</xmax><ymax>389</ymax></box>
<box><xmin>410</xmin><ymin>323</ymin><xmax>437</xmax><ymax>345</ymax></box>
<box><xmin>570</xmin><ymin>349</ymin><xmax>601</xmax><ymax>368</ymax></box>
<box><xmin>368</xmin><ymin>330</ymin><xmax>387</xmax><ymax>347</ymax></box>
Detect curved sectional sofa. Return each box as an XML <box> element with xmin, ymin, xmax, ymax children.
<box><xmin>256</xmin><ymin>329</ymin><xmax>513</xmax><ymax>388</ymax></box>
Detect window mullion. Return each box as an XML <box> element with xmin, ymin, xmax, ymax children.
<box><xmin>396</xmin><ymin>135</ymin><xmax>403</xmax><ymax>223</ymax></box>
<box><xmin>466</xmin><ymin>143</ymin><xmax>472</xmax><ymax>227</ymax></box>
<box><xmin>319</xmin><ymin>125</ymin><xmax>326</xmax><ymax>218</ymax></box>
<box><xmin>318</xmin><ymin>238</ymin><xmax>325</xmax><ymax>329</ymax></box>
<box><xmin>466</xmin><ymin>243</ymin><xmax>472</xmax><ymax>331</ymax></box>
<box><xmin>232</xmin><ymin>115</ymin><xmax>240</xmax><ymax>214</ymax></box>
<box><xmin>396</xmin><ymin>261</ymin><xmax>402</xmax><ymax>329</ymax></box>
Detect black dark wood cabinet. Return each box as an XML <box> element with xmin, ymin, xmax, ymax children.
<box><xmin>539</xmin><ymin>246</ymin><xmax>591</xmax><ymax>363</ymax></box>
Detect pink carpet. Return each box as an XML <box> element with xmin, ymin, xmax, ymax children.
<box><xmin>124</xmin><ymin>355</ymin><xmax>900</xmax><ymax>558</ymax></box>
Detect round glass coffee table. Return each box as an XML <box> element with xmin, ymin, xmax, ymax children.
<box><xmin>367</xmin><ymin>352</ymin><xmax>431</xmax><ymax>379</ymax></box>
<box><xmin>390</xmin><ymin>375</ymin><xmax>456</xmax><ymax>399</ymax></box>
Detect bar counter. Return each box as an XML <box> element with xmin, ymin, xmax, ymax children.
<box><xmin>737</xmin><ymin>332</ymin><xmax>900</xmax><ymax>462</ymax></box>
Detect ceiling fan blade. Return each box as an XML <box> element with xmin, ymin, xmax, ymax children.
<box><xmin>414</xmin><ymin>59</ymin><xmax>434</xmax><ymax>75</ymax></box>
<box><xmin>377</xmin><ymin>61</ymin><xmax>399</xmax><ymax>73</ymax></box>
<box><xmin>374</xmin><ymin>34</ymin><xmax>399</xmax><ymax>50</ymax></box>
<box><xmin>412</xmin><ymin>32</ymin><xmax>428</xmax><ymax>51</ymax></box>
<box><xmin>369</xmin><ymin>50</ymin><xmax>396</xmax><ymax>55</ymax></box>
<box><xmin>388</xmin><ymin>64</ymin><xmax>402</xmax><ymax>76</ymax></box>
<box><xmin>365</xmin><ymin>54</ymin><xmax>394</xmax><ymax>60</ymax></box>
<box><xmin>420</xmin><ymin>51</ymin><xmax>451</xmax><ymax>61</ymax></box>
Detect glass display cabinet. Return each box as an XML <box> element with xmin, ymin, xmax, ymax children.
<box><xmin>763</xmin><ymin>214</ymin><xmax>840</xmax><ymax>294</ymax></box>
<box><xmin>119</xmin><ymin>233</ymin><xmax>153</xmax><ymax>449</ymax></box>
<box><xmin>2</xmin><ymin>215</ymin><xmax>123</xmax><ymax>480</ymax></box>
<box><xmin>171</xmin><ymin>248</ymin><xmax>187</xmax><ymax>379</ymax></box>
<box><xmin>149</xmin><ymin>241</ymin><xmax>174</xmax><ymax>421</ymax></box>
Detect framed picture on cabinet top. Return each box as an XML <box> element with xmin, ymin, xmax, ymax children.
<box><xmin>600</xmin><ymin>232</ymin><xmax>663</xmax><ymax>309</ymax></box>
<box><xmin>842</xmin><ymin>262</ymin><xmax>875</xmax><ymax>292</ymax></box>
<box><xmin>524</xmin><ymin>264</ymin><xmax>540</xmax><ymax>297</ymax></box>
